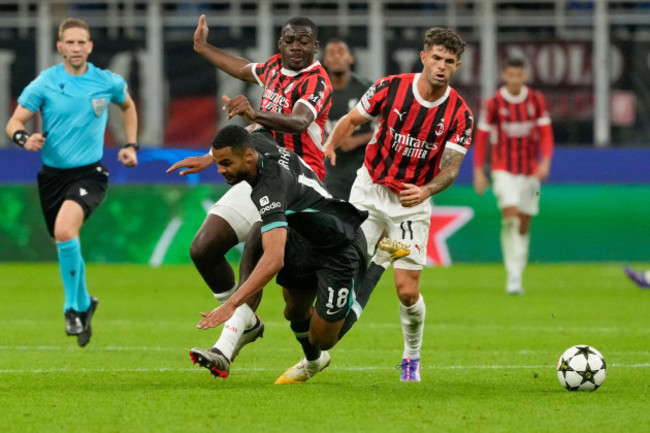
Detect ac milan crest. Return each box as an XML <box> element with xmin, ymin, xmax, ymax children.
<box><xmin>434</xmin><ymin>121</ymin><xmax>445</xmax><ymax>136</ymax></box>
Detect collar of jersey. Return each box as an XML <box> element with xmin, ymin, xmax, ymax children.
<box><xmin>57</xmin><ymin>62</ymin><xmax>94</xmax><ymax>78</ymax></box>
<box><xmin>499</xmin><ymin>85</ymin><xmax>529</xmax><ymax>104</ymax></box>
<box><xmin>412</xmin><ymin>73</ymin><xmax>451</xmax><ymax>108</ymax></box>
<box><xmin>281</xmin><ymin>60</ymin><xmax>322</xmax><ymax>77</ymax></box>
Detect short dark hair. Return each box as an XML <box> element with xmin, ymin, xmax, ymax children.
<box><xmin>325</xmin><ymin>37</ymin><xmax>347</xmax><ymax>46</ymax></box>
<box><xmin>58</xmin><ymin>18</ymin><xmax>91</xmax><ymax>41</ymax></box>
<box><xmin>504</xmin><ymin>58</ymin><xmax>526</xmax><ymax>69</ymax></box>
<box><xmin>211</xmin><ymin>125</ymin><xmax>252</xmax><ymax>154</ymax></box>
<box><xmin>282</xmin><ymin>17</ymin><xmax>319</xmax><ymax>39</ymax></box>
<box><xmin>423</xmin><ymin>27</ymin><xmax>465</xmax><ymax>59</ymax></box>
<box><xmin>325</xmin><ymin>36</ymin><xmax>352</xmax><ymax>53</ymax></box>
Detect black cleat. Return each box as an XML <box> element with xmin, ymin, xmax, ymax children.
<box><xmin>77</xmin><ymin>297</ymin><xmax>98</xmax><ymax>347</ymax></box>
<box><xmin>190</xmin><ymin>347</ymin><xmax>230</xmax><ymax>378</ymax></box>
<box><xmin>65</xmin><ymin>309</ymin><xmax>83</xmax><ymax>335</ymax></box>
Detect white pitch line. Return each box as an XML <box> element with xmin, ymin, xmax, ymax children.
<box><xmin>149</xmin><ymin>216</ymin><xmax>182</xmax><ymax>268</ymax></box>
<box><xmin>1</xmin><ymin>363</ymin><xmax>648</xmax><ymax>375</ymax></box>
<box><xmin>2</xmin><ymin>346</ymin><xmax>650</xmax><ymax>358</ymax></box>
<box><xmin>2</xmin><ymin>321</ymin><xmax>647</xmax><ymax>335</ymax></box>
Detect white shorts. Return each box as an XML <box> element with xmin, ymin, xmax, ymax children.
<box><xmin>208</xmin><ymin>181</ymin><xmax>261</xmax><ymax>243</ymax></box>
<box><xmin>491</xmin><ymin>170</ymin><xmax>541</xmax><ymax>216</ymax></box>
<box><xmin>349</xmin><ymin>166</ymin><xmax>430</xmax><ymax>270</ymax></box>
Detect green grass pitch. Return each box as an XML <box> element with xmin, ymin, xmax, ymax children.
<box><xmin>1</xmin><ymin>262</ymin><xmax>649</xmax><ymax>432</ymax></box>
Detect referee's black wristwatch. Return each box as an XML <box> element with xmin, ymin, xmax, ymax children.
<box><xmin>123</xmin><ymin>143</ymin><xmax>140</xmax><ymax>151</ymax></box>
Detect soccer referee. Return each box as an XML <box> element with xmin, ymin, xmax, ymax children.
<box><xmin>5</xmin><ymin>18</ymin><xmax>139</xmax><ymax>347</ymax></box>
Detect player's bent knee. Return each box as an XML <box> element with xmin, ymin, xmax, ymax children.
<box><xmin>53</xmin><ymin>227</ymin><xmax>78</xmax><ymax>243</ymax></box>
<box><xmin>396</xmin><ymin>283</ymin><xmax>420</xmax><ymax>306</ymax></box>
<box><xmin>189</xmin><ymin>237</ymin><xmax>211</xmax><ymax>264</ymax></box>
<box><xmin>398</xmin><ymin>292</ymin><xmax>420</xmax><ymax>307</ymax></box>
<box><xmin>189</xmin><ymin>233</ymin><xmax>233</xmax><ymax>266</ymax></box>
<box><xmin>190</xmin><ymin>216</ymin><xmax>238</xmax><ymax>264</ymax></box>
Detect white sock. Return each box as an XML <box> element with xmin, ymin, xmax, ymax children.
<box><xmin>501</xmin><ymin>217</ymin><xmax>522</xmax><ymax>288</ymax></box>
<box><xmin>213</xmin><ymin>282</ymin><xmax>238</xmax><ymax>303</ymax></box>
<box><xmin>517</xmin><ymin>230</ymin><xmax>530</xmax><ymax>281</ymax></box>
<box><xmin>213</xmin><ymin>303</ymin><xmax>256</xmax><ymax>359</ymax></box>
<box><xmin>400</xmin><ymin>294</ymin><xmax>426</xmax><ymax>359</ymax></box>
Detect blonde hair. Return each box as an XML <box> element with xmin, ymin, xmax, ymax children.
<box><xmin>58</xmin><ymin>18</ymin><xmax>91</xmax><ymax>41</ymax></box>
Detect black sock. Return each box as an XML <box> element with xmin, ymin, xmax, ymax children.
<box><xmin>290</xmin><ymin>318</ymin><xmax>321</xmax><ymax>361</ymax></box>
<box><xmin>338</xmin><ymin>262</ymin><xmax>386</xmax><ymax>339</ymax></box>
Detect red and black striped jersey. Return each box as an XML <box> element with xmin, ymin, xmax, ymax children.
<box><xmin>251</xmin><ymin>54</ymin><xmax>332</xmax><ymax>180</ymax></box>
<box><xmin>357</xmin><ymin>73</ymin><xmax>473</xmax><ymax>193</ymax></box>
<box><xmin>474</xmin><ymin>86</ymin><xmax>554</xmax><ymax>175</ymax></box>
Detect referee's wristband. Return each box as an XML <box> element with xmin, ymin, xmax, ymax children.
<box><xmin>12</xmin><ymin>130</ymin><xmax>29</xmax><ymax>148</ymax></box>
<box><xmin>123</xmin><ymin>143</ymin><xmax>139</xmax><ymax>151</ymax></box>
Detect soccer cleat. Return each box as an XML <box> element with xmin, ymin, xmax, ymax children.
<box><xmin>190</xmin><ymin>347</ymin><xmax>231</xmax><ymax>379</ymax></box>
<box><xmin>397</xmin><ymin>357</ymin><xmax>421</xmax><ymax>382</ymax></box>
<box><xmin>274</xmin><ymin>351</ymin><xmax>331</xmax><ymax>384</ymax></box>
<box><xmin>230</xmin><ymin>316</ymin><xmax>265</xmax><ymax>361</ymax></box>
<box><xmin>374</xmin><ymin>237</ymin><xmax>411</xmax><ymax>265</ymax></box>
<box><xmin>624</xmin><ymin>267</ymin><xmax>650</xmax><ymax>288</ymax></box>
<box><xmin>64</xmin><ymin>309</ymin><xmax>83</xmax><ymax>335</ymax></box>
<box><xmin>77</xmin><ymin>297</ymin><xmax>98</xmax><ymax>347</ymax></box>
<box><xmin>506</xmin><ymin>286</ymin><xmax>525</xmax><ymax>295</ymax></box>
<box><xmin>506</xmin><ymin>276</ymin><xmax>525</xmax><ymax>295</ymax></box>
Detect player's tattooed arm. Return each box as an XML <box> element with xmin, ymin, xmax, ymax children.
<box><xmin>399</xmin><ymin>148</ymin><xmax>465</xmax><ymax>207</ymax></box>
<box><xmin>425</xmin><ymin>147</ymin><xmax>465</xmax><ymax>196</ymax></box>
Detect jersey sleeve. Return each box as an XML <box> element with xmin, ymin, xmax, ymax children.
<box><xmin>534</xmin><ymin>91</ymin><xmax>554</xmax><ymax>158</ymax></box>
<box><xmin>295</xmin><ymin>74</ymin><xmax>331</xmax><ymax>119</ymax></box>
<box><xmin>108</xmin><ymin>72</ymin><xmax>128</xmax><ymax>105</ymax></box>
<box><xmin>17</xmin><ymin>73</ymin><xmax>47</xmax><ymax>113</ymax></box>
<box><xmin>251</xmin><ymin>54</ymin><xmax>282</xmax><ymax>87</ymax></box>
<box><xmin>356</xmin><ymin>77</ymin><xmax>391</xmax><ymax>120</ymax></box>
<box><xmin>445</xmin><ymin>105</ymin><xmax>474</xmax><ymax>155</ymax></box>
<box><xmin>250</xmin><ymin>162</ymin><xmax>288</xmax><ymax>233</ymax></box>
<box><xmin>473</xmin><ymin>97</ymin><xmax>495</xmax><ymax>168</ymax></box>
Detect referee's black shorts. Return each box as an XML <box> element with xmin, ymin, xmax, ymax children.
<box><xmin>37</xmin><ymin>161</ymin><xmax>109</xmax><ymax>237</ymax></box>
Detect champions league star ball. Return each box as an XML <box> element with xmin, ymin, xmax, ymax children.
<box><xmin>557</xmin><ymin>345</ymin><xmax>607</xmax><ymax>391</ymax></box>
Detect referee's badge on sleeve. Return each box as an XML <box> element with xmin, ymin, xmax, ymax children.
<box><xmin>92</xmin><ymin>97</ymin><xmax>107</xmax><ymax>117</ymax></box>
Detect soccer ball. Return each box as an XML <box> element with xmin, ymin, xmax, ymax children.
<box><xmin>557</xmin><ymin>345</ymin><xmax>607</xmax><ymax>391</ymax></box>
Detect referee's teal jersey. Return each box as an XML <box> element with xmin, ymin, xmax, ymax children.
<box><xmin>18</xmin><ymin>62</ymin><xmax>128</xmax><ymax>169</ymax></box>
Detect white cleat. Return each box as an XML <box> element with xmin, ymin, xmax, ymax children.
<box><xmin>506</xmin><ymin>277</ymin><xmax>525</xmax><ymax>295</ymax></box>
<box><xmin>275</xmin><ymin>351</ymin><xmax>331</xmax><ymax>384</ymax></box>
<box><xmin>506</xmin><ymin>287</ymin><xmax>526</xmax><ymax>295</ymax></box>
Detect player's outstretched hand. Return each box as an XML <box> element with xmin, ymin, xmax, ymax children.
<box><xmin>117</xmin><ymin>147</ymin><xmax>138</xmax><ymax>167</ymax></box>
<box><xmin>193</xmin><ymin>14</ymin><xmax>209</xmax><ymax>50</ymax></box>
<box><xmin>399</xmin><ymin>183</ymin><xmax>428</xmax><ymax>208</ymax></box>
<box><xmin>166</xmin><ymin>154</ymin><xmax>214</xmax><ymax>175</ymax></box>
<box><xmin>197</xmin><ymin>303</ymin><xmax>237</xmax><ymax>330</ymax></box>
